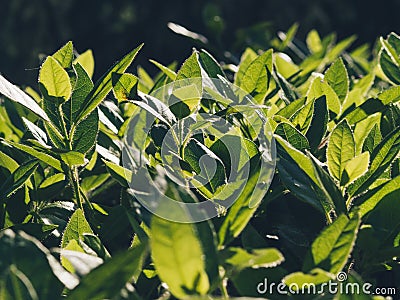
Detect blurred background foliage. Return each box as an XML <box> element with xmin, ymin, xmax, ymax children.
<box><xmin>1</xmin><ymin>0</ymin><xmax>399</xmax><ymax>86</ymax></box>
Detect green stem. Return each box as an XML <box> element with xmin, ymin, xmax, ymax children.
<box><xmin>58</xmin><ymin>105</ymin><xmax>71</xmax><ymax>149</ymax></box>
<box><xmin>70</xmin><ymin>167</ymin><xmax>83</xmax><ymax>210</ymax></box>
<box><xmin>220</xmin><ymin>278</ymin><xmax>229</xmax><ymax>299</ymax></box>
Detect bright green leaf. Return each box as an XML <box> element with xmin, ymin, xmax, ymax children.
<box><xmin>151</xmin><ymin>204</ymin><xmax>209</xmax><ymax>298</ymax></box>
<box><xmin>52</xmin><ymin>41</ymin><xmax>74</xmax><ymax>69</ymax></box>
<box><xmin>327</xmin><ymin>120</ymin><xmax>355</xmax><ymax>181</ymax></box>
<box><xmin>74</xmin><ymin>49</ymin><xmax>95</xmax><ymax>78</ymax></box>
<box><xmin>39</xmin><ymin>56</ymin><xmax>72</xmax><ymax>102</ymax></box>
<box><xmin>111</xmin><ymin>73</ymin><xmax>139</xmax><ymax>102</ymax></box>
<box><xmin>61</xmin><ymin>208</ymin><xmax>93</xmax><ymax>248</ymax></box>
<box><xmin>341</xmin><ymin>152</ymin><xmax>370</xmax><ymax>187</ymax></box>
<box><xmin>236</xmin><ymin>49</ymin><xmax>273</xmax><ymax>103</ymax></box>
<box><xmin>325</xmin><ymin>58</ymin><xmax>349</xmax><ymax>103</ymax></box>
<box><xmin>222</xmin><ymin>247</ymin><xmax>284</xmax><ymax>271</ymax></box>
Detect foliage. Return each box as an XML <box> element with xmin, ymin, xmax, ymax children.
<box><xmin>0</xmin><ymin>27</ymin><xmax>399</xmax><ymax>299</ymax></box>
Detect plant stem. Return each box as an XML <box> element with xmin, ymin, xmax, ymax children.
<box><xmin>58</xmin><ymin>105</ymin><xmax>71</xmax><ymax>149</ymax></box>
<box><xmin>220</xmin><ymin>278</ymin><xmax>229</xmax><ymax>299</ymax></box>
<box><xmin>70</xmin><ymin>167</ymin><xmax>83</xmax><ymax>210</ymax></box>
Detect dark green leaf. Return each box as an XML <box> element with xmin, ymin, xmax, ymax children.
<box><xmin>275</xmin><ymin>122</ymin><xmax>310</xmax><ymax>151</ymax></box>
<box><xmin>304</xmin><ymin>213</ymin><xmax>360</xmax><ymax>274</ymax></box>
<box><xmin>305</xmin><ymin>96</ymin><xmax>328</xmax><ymax>151</ymax></box>
<box><xmin>76</xmin><ymin>44</ymin><xmax>143</xmax><ymax>122</ymax></box>
<box><xmin>67</xmin><ymin>241</ymin><xmax>147</xmax><ymax>299</ymax></box>
<box><xmin>0</xmin><ymin>160</ymin><xmax>38</xmax><ymax>199</ymax></box>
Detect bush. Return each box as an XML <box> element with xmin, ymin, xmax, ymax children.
<box><xmin>0</xmin><ymin>28</ymin><xmax>399</xmax><ymax>299</ymax></box>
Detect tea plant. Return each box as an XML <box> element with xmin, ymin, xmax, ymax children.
<box><xmin>0</xmin><ymin>28</ymin><xmax>399</xmax><ymax>299</ymax></box>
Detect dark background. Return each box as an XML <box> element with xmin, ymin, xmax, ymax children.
<box><xmin>1</xmin><ymin>0</ymin><xmax>399</xmax><ymax>86</ymax></box>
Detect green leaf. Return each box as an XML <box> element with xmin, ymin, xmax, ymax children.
<box><xmin>7</xmin><ymin>142</ymin><xmax>63</xmax><ymax>171</ymax></box>
<box><xmin>362</xmin><ymin>124</ymin><xmax>382</xmax><ymax>154</ymax></box>
<box><xmin>341</xmin><ymin>152</ymin><xmax>370</xmax><ymax>187</ymax></box>
<box><xmin>194</xmin><ymin>220</ymin><xmax>219</xmax><ymax>289</ymax></box>
<box><xmin>176</xmin><ymin>50</ymin><xmax>202</xmax><ymax>80</ymax></box>
<box><xmin>0</xmin><ymin>151</ymin><xmax>19</xmax><ymax>173</ymax></box>
<box><xmin>306</xmin><ymin>29</ymin><xmax>323</xmax><ymax>53</ymax></box>
<box><xmin>353</xmin><ymin>113</ymin><xmax>381</xmax><ymax>155</ymax></box>
<box><xmin>151</xmin><ymin>204</ymin><xmax>209</xmax><ymax>298</ymax></box>
<box><xmin>0</xmin><ymin>74</ymin><xmax>49</xmax><ymax>121</ymax></box>
<box><xmin>183</xmin><ymin>138</ymin><xmax>226</xmax><ymax>195</ymax></box>
<box><xmin>348</xmin><ymin>127</ymin><xmax>400</xmax><ymax>197</ymax></box>
<box><xmin>378</xmin><ymin>85</ymin><xmax>400</xmax><ymax>105</ymax></box>
<box><xmin>230</xmin><ymin>267</ymin><xmax>287</xmax><ymax>297</ymax></box>
<box><xmin>275</xmin><ymin>122</ymin><xmax>310</xmax><ymax>151</ymax></box>
<box><xmin>68</xmin><ymin>63</ymin><xmax>98</xmax><ymax>154</ymax></box>
<box><xmin>274</xmin><ymin>52</ymin><xmax>300</xmax><ymax>79</ymax></box>
<box><xmin>275</xmin><ymin>136</ymin><xmax>319</xmax><ymax>185</ymax></box>
<box><xmin>137</xmin><ymin>66</ymin><xmax>154</xmax><ymax>92</ymax></box>
<box><xmin>22</xmin><ymin>117</ymin><xmax>48</xmax><ymax>147</ymax></box>
<box><xmin>61</xmin><ymin>240</ymin><xmax>86</xmax><ymax>274</ymax></box>
<box><xmin>222</xmin><ymin>247</ymin><xmax>284</xmax><ymax>271</ymax></box>
<box><xmin>198</xmin><ymin>49</ymin><xmax>225</xmax><ymax>79</ymax></box>
<box><xmin>0</xmin><ymin>229</ymin><xmax>78</xmax><ymax>298</ymax></box>
<box><xmin>236</xmin><ymin>49</ymin><xmax>273</xmax><ymax>103</ymax></box>
<box><xmin>39</xmin><ymin>56</ymin><xmax>72</xmax><ymax>102</ymax></box>
<box><xmin>67</xmin><ymin>241</ymin><xmax>147</xmax><ymax>300</ymax></box>
<box><xmin>3</xmin><ymin>223</ymin><xmax>58</xmax><ymax>242</ymax></box>
<box><xmin>0</xmin><ymin>160</ymin><xmax>38</xmax><ymax>199</ymax></box>
<box><xmin>103</xmin><ymin>160</ymin><xmax>132</xmax><ymax>187</ymax></box>
<box><xmin>61</xmin><ymin>208</ymin><xmax>93</xmax><ymax>248</ymax></box>
<box><xmin>325</xmin><ymin>58</ymin><xmax>349</xmax><ymax>103</ymax></box>
<box><xmin>60</xmin><ymin>151</ymin><xmax>86</xmax><ymax>167</ymax></box>
<box><xmin>275</xmin><ymin>97</ymin><xmax>306</xmax><ymax>119</ymax></box>
<box><xmin>273</xmin><ymin>71</ymin><xmax>297</xmax><ymax>103</ymax></box>
<box><xmin>278</xmin><ymin>23</ymin><xmax>299</xmax><ymax>50</ymax></box>
<box><xmin>290</xmin><ymin>99</ymin><xmax>314</xmax><ymax>134</ymax></box>
<box><xmin>74</xmin><ymin>49</ymin><xmax>95</xmax><ymax>78</ymax></box>
<box><xmin>170</xmin><ymin>83</ymin><xmax>202</xmax><ymax>118</ymax></box>
<box><xmin>234</xmin><ymin>48</ymin><xmax>258</xmax><ymax>84</ymax></box>
<box><xmin>308</xmin><ymin>153</ymin><xmax>347</xmax><ymax>214</ymax></box>
<box><xmin>307</xmin><ymin>76</ymin><xmax>341</xmax><ymax>116</ymax></box>
<box><xmin>304</xmin><ymin>213</ymin><xmax>360</xmax><ymax>274</ymax></box>
<box><xmin>111</xmin><ymin>73</ymin><xmax>139</xmax><ymax>102</ymax></box>
<box><xmin>76</xmin><ymin>43</ymin><xmax>143</xmax><ymax>123</ymax></box>
<box><xmin>283</xmin><ymin>268</ymin><xmax>334</xmax><ymax>289</ymax></box>
<box><xmin>325</xmin><ymin>35</ymin><xmax>356</xmax><ymax>64</ymax></box>
<box><xmin>52</xmin><ymin>41</ymin><xmax>74</xmax><ymax>69</ymax></box>
<box><xmin>81</xmin><ymin>233</ymin><xmax>111</xmax><ymax>261</ymax></box>
<box><xmin>345</xmin><ymin>98</ymin><xmax>385</xmax><ymax>125</ymax></box>
<box><xmin>327</xmin><ymin>120</ymin><xmax>355</xmax><ymax>181</ymax></box>
<box><xmin>150</xmin><ymin>59</ymin><xmax>177</xmax><ymax>80</ymax></box>
<box><xmin>379</xmin><ymin>46</ymin><xmax>400</xmax><ymax>85</ymax></box>
<box><xmin>354</xmin><ymin>176</ymin><xmax>400</xmax><ymax>218</ymax></box>
<box><xmin>275</xmin><ymin>136</ymin><xmax>332</xmax><ymax>215</ymax></box>
<box><xmin>218</xmin><ymin>154</ymin><xmax>274</xmax><ymax>246</ymax></box>
<box><xmin>305</xmin><ymin>96</ymin><xmax>328</xmax><ymax>151</ymax></box>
